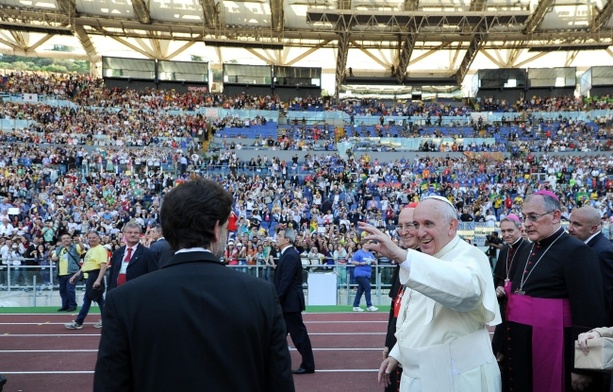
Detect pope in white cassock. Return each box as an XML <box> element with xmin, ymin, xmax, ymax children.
<box><xmin>360</xmin><ymin>196</ymin><xmax>501</xmax><ymax>392</ymax></box>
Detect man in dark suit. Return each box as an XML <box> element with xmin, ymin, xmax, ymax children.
<box><xmin>290</xmin><ymin>174</ymin><xmax>300</xmax><ymax>187</ymax></box>
<box><xmin>92</xmin><ymin>222</ymin><xmax>157</xmax><ymax>329</ymax></box>
<box><xmin>94</xmin><ymin>178</ymin><xmax>294</xmax><ymax>392</ymax></box>
<box><xmin>273</xmin><ymin>227</ymin><xmax>315</xmax><ymax>375</ymax></box>
<box><xmin>147</xmin><ymin>223</ymin><xmax>174</xmax><ymax>268</ymax></box>
<box><xmin>106</xmin><ymin>221</ymin><xmax>158</xmax><ymax>294</ymax></box>
<box><xmin>569</xmin><ymin>205</ymin><xmax>613</xmax><ymax>324</ymax></box>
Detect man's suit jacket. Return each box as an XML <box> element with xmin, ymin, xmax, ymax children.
<box><xmin>587</xmin><ymin>232</ymin><xmax>613</xmax><ymax>323</ymax></box>
<box><xmin>107</xmin><ymin>243</ymin><xmax>158</xmax><ymax>292</ymax></box>
<box><xmin>94</xmin><ymin>251</ymin><xmax>294</xmax><ymax>392</ymax></box>
<box><xmin>273</xmin><ymin>246</ymin><xmax>306</xmax><ymax>313</ymax></box>
<box><xmin>148</xmin><ymin>237</ymin><xmax>174</xmax><ymax>268</ymax></box>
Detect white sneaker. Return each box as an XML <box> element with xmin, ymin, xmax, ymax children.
<box><xmin>64</xmin><ymin>320</ymin><xmax>83</xmax><ymax>330</ymax></box>
<box><xmin>93</xmin><ymin>320</ymin><xmax>103</xmax><ymax>329</ymax></box>
<box><xmin>367</xmin><ymin>306</ymin><xmax>379</xmax><ymax>312</ymax></box>
<box><xmin>352</xmin><ymin>307</ymin><xmax>364</xmax><ymax>312</ymax></box>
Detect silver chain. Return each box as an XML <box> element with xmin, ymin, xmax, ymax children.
<box><xmin>518</xmin><ymin>231</ymin><xmax>565</xmax><ymax>292</ymax></box>
<box><xmin>505</xmin><ymin>238</ymin><xmax>524</xmax><ymax>281</ymax></box>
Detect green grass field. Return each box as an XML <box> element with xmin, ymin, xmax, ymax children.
<box><xmin>0</xmin><ymin>305</ymin><xmax>390</xmax><ymax>314</ymax></box>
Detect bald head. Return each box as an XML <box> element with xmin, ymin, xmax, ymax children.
<box><xmin>398</xmin><ymin>207</ymin><xmax>418</xmax><ymax>250</ymax></box>
<box><xmin>568</xmin><ymin>206</ymin><xmax>601</xmax><ymax>241</ymax></box>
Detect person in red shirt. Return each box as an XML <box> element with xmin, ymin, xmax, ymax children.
<box><xmin>227</xmin><ymin>211</ymin><xmax>238</xmax><ymax>240</ymax></box>
<box><xmin>505</xmin><ymin>194</ymin><xmax>513</xmax><ymax>210</ymax></box>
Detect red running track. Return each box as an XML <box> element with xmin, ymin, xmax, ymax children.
<box><xmin>0</xmin><ymin>312</ymin><xmax>389</xmax><ymax>392</ymax></box>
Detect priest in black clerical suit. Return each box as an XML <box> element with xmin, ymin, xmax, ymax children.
<box><xmin>491</xmin><ymin>214</ymin><xmax>531</xmax><ymax>362</ymax></box>
<box><xmin>502</xmin><ymin>191</ymin><xmax>606</xmax><ymax>392</ymax></box>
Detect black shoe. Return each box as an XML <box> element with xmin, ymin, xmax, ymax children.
<box><xmin>292</xmin><ymin>368</ymin><xmax>315</xmax><ymax>375</ymax></box>
<box><xmin>57</xmin><ymin>307</ymin><xmax>68</xmax><ymax>312</ymax></box>
<box><xmin>66</xmin><ymin>307</ymin><xmax>77</xmax><ymax>312</ymax></box>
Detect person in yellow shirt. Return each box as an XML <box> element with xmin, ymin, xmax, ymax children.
<box><xmin>493</xmin><ymin>196</ymin><xmax>503</xmax><ymax>219</ymax></box>
<box><xmin>51</xmin><ymin>233</ymin><xmax>84</xmax><ymax>312</ymax></box>
<box><xmin>65</xmin><ymin>231</ymin><xmax>108</xmax><ymax>330</ymax></box>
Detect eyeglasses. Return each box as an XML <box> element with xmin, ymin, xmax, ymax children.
<box><xmin>522</xmin><ymin>211</ymin><xmax>555</xmax><ymax>222</ymax></box>
<box><xmin>397</xmin><ymin>223</ymin><xmax>417</xmax><ymax>231</ymax></box>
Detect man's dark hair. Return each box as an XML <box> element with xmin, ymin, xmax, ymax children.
<box><xmin>161</xmin><ymin>178</ymin><xmax>233</xmax><ymax>250</ymax></box>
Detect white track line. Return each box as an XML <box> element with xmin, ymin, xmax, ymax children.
<box><xmin>1</xmin><ymin>369</ymin><xmax>381</xmax><ymax>375</ymax></box>
<box><xmin>0</xmin><ymin>334</ymin><xmax>100</xmax><ymax>337</ymax></box>
<box><xmin>0</xmin><ymin>347</ymin><xmax>383</xmax><ymax>354</ymax></box>
<box><xmin>0</xmin><ymin>332</ymin><xmax>383</xmax><ymax>337</ymax></box>
<box><xmin>0</xmin><ymin>320</ymin><xmax>388</xmax><ymax>325</ymax></box>
<box><xmin>0</xmin><ymin>349</ymin><xmax>98</xmax><ymax>353</ymax></box>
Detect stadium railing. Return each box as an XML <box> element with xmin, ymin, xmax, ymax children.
<box><xmin>0</xmin><ymin>262</ymin><xmax>397</xmax><ymax>307</ymax></box>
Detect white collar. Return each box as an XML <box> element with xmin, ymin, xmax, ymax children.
<box><xmin>510</xmin><ymin>237</ymin><xmax>523</xmax><ymax>247</ymax></box>
<box><xmin>584</xmin><ymin>231</ymin><xmax>601</xmax><ymax>244</ymax></box>
<box><xmin>175</xmin><ymin>247</ymin><xmax>211</xmax><ymax>254</ymax></box>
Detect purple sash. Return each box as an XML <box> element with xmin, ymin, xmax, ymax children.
<box><xmin>506</xmin><ymin>290</ymin><xmax>572</xmax><ymax>392</ymax></box>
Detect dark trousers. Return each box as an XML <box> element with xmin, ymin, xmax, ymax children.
<box><xmin>283</xmin><ymin>311</ymin><xmax>315</xmax><ymax>371</ymax></box>
<box><xmin>76</xmin><ymin>271</ymin><xmax>105</xmax><ymax>325</ymax></box>
<box><xmin>58</xmin><ymin>275</ymin><xmax>77</xmax><ymax>309</ymax></box>
<box><xmin>353</xmin><ymin>276</ymin><xmax>373</xmax><ymax>307</ymax></box>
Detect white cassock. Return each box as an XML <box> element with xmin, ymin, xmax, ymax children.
<box><xmin>389</xmin><ymin>235</ymin><xmax>502</xmax><ymax>392</ymax></box>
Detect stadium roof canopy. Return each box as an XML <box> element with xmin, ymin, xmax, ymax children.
<box><xmin>0</xmin><ymin>0</ymin><xmax>612</xmax><ymax>95</ymax></box>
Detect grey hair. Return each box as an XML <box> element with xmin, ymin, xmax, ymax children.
<box><xmin>500</xmin><ymin>217</ymin><xmax>522</xmax><ymax>229</ymax></box>
<box><xmin>424</xmin><ymin>196</ymin><xmax>457</xmax><ymax>223</ymax></box>
<box><xmin>123</xmin><ymin>221</ymin><xmax>142</xmax><ymax>232</ymax></box>
<box><xmin>526</xmin><ymin>193</ymin><xmax>561</xmax><ymax>212</ymax></box>
<box><xmin>282</xmin><ymin>227</ymin><xmax>296</xmax><ymax>243</ymax></box>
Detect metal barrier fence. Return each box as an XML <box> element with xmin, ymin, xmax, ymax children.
<box><xmin>0</xmin><ymin>263</ymin><xmax>398</xmax><ymax>307</ymax></box>
<box><xmin>225</xmin><ymin>262</ymin><xmax>396</xmax><ymax>306</ymax></box>
<box><xmin>0</xmin><ymin>264</ymin><xmax>57</xmax><ymax>291</ymax></box>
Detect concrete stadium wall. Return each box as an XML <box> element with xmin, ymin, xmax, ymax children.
<box><xmin>215</xmin><ymin>149</ymin><xmax>464</xmax><ymax>162</ymax></box>
<box><xmin>209</xmin><ymin>138</ymin><xmax>608</xmax><ymax>162</ymax></box>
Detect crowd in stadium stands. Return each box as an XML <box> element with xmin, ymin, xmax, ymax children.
<box><xmin>0</xmin><ymin>166</ymin><xmax>608</xmax><ymax>285</ymax></box>
<box><xmin>0</xmin><ymin>72</ymin><xmax>611</xmax><ymax>146</ymax></box>
<box><xmin>0</xmin><ymin>143</ymin><xmax>611</xmax><ymax>286</ymax></box>
<box><xmin>0</xmin><ymin>71</ymin><xmax>612</xmax><ymax>287</ymax></box>
<box><xmin>3</xmin><ymin>71</ymin><xmax>613</xmax><ymax>114</ymax></box>
<box><xmin>0</xmin><ymin>102</ymin><xmax>202</xmax><ymax>147</ymax></box>
<box><xmin>478</xmin><ymin>94</ymin><xmax>613</xmax><ymax>112</ymax></box>
<box><xmin>0</xmin><ymin>101</ymin><xmax>611</xmax><ymax>154</ymax></box>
